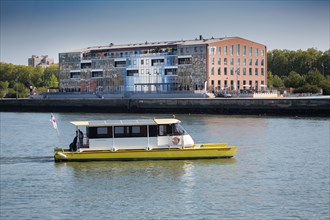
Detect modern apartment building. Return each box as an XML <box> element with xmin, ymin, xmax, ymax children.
<box><xmin>59</xmin><ymin>36</ymin><xmax>266</xmax><ymax>93</ymax></box>
<box><xmin>28</xmin><ymin>55</ymin><xmax>54</xmax><ymax>68</ymax></box>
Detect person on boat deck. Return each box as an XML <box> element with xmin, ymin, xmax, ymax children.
<box><xmin>69</xmin><ymin>130</ymin><xmax>83</xmax><ymax>151</ymax></box>
<box><xmin>78</xmin><ymin>129</ymin><xmax>83</xmax><ymax>146</ymax></box>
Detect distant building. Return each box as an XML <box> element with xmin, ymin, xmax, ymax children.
<box><xmin>28</xmin><ymin>55</ymin><xmax>54</xmax><ymax>68</ymax></box>
<box><xmin>58</xmin><ymin>36</ymin><xmax>267</xmax><ymax>93</ymax></box>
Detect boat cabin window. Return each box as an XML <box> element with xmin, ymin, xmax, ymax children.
<box><xmin>171</xmin><ymin>123</ymin><xmax>187</xmax><ymax>135</ymax></box>
<box><xmin>149</xmin><ymin>125</ymin><xmax>157</xmax><ymax>137</ymax></box>
<box><xmin>114</xmin><ymin>126</ymin><xmax>148</xmax><ymax>138</ymax></box>
<box><xmin>158</xmin><ymin>124</ymin><xmax>170</xmax><ymax>136</ymax></box>
<box><xmin>157</xmin><ymin>123</ymin><xmax>187</xmax><ymax>136</ymax></box>
<box><xmin>88</xmin><ymin>126</ymin><xmax>113</xmax><ymax>139</ymax></box>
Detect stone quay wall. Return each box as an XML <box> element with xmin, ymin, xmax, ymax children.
<box><xmin>1</xmin><ymin>97</ymin><xmax>329</xmax><ymax>116</ymax></box>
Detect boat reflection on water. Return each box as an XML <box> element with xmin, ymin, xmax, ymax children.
<box><xmin>54</xmin><ymin>158</ymin><xmax>237</xmax><ymax>179</ymax></box>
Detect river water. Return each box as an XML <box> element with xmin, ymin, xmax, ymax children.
<box><xmin>0</xmin><ymin>112</ymin><xmax>329</xmax><ymax>220</ymax></box>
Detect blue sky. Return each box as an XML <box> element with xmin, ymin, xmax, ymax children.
<box><xmin>1</xmin><ymin>0</ymin><xmax>329</xmax><ymax>65</ymax></box>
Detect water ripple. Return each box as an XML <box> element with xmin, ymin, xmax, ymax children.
<box><xmin>0</xmin><ymin>156</ymin><xmax>53</xmax><ymax>164</ymax></box>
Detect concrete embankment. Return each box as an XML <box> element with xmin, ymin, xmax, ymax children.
<box><xmin>0</xmin><ymin>97</ymin><xmax>329</xmax><ymax>116</ymax></box>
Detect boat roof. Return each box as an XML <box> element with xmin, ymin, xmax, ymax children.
<box><xmin>70</xmin><ymin>118</ymin><xmax>181</xmax><ymax>127</ymax></box>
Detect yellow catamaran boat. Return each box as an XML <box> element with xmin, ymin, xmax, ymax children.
<box><xmin>54</xmin><ymin>118</ymin><xmax>237</xmax><ymax>162</ymax></box>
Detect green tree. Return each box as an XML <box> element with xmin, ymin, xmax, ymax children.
<box><xmin>273</xmin><ymin>75</ymin><xmax>284</xmax><ymax>88</ymax></box>
<box><xmin>46</xmin><ymin>74</ymin><xmax>59</xmax><ymax>88</ymax></box>
<box><xmin>267</xmin><ymin>71</ymin><xmax>274</xmax><ymax>88</ymax></box>
<box><xmin>317</xmin><ymin>50</ymin><xmax>330</xmax><ymax>77</ymax></box>
<box><xmin>0</xmin><ymin>81</ymin><xmax>9</xmax><ymax>98</ymax></box>
<box><xmin>6</xmin><ymin>82</ymin><xmax>27</xmax><ymax>98</ymax></box>
<box><xmin>31</xmin><ymin>66</ymin><xmax>44</xmax><ymax>87</ymax></box>
<box><xmin>320</xmin><ymin>76</ymin><xmax>330</xmax><ymax>95</ymax></box>
<box><xmin>284</xmin><ymin>71</ymin><xmax>305</xmax><ymax>88</ymax></box>
<box><xmin>306</xmin><ymin>68</ymin><xmax>324</xmax><ymax>86</ymax></box>
<box><xmin>44</xmin><ymin>64</ymin><xmax>59</xmax><ymax>88</ymax></box>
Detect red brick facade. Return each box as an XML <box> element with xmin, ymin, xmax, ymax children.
<box><xmin>207</xmin><ymin>37</ymin><xmax>267</xmax><ymax>92</ymax></box>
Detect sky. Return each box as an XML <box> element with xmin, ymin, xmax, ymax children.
<box><xmin>1</xmin><ymin>0</ymin><xmax>329</xmax><ymax>65</ymax></box>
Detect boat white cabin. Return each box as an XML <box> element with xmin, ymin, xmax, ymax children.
<box><xmin>71</xmin><ymin>118</ymin><xmax>194</xmax><ymax>151</ymax></box>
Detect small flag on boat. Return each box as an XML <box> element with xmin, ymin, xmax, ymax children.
<box><xmin>50</xmin><ymin>113</ymin><xmax>58</xmax><ymax>130</ymax></box>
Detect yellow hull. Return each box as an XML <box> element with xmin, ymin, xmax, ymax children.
<box><xmin>54</xmin><ymin>143</ymin><xmax>237</xmax><ymax>162</ymax></box>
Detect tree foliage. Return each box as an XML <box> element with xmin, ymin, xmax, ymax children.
<box><xmin>268</xmin><ymin>48</ymin><xmax>329</xmax><ymax>94</ymax></box>
<box><xmin>0</xmin><ymin>62</ymin><xmax>59</xmax><ymax>97</ymax></box>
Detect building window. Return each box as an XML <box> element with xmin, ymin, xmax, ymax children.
<box><xmin>141</xmin><ymin>69</ymin><xmax>144</xmax><ymax>74</ymax></box>
<box><xmin>230</xmin><ymin>45</ymin><xmax>234</xmax><ymax>56</ymax></box>
<box><xmin>194</xmin><ymin>47</ymin><xmax>197</xmax><ymax>53</ymax></box>
<box><xmin>218</xmin><ymin>58</ymin><xmax>221</xmax><ymax>65</ymax></box>
<box><xmin>224</xmin><ymin>58</ymin><xmax>228</xmax><ymax>65</ymax></box>
<box><xmin>249</xmin><ymin>68</ymin><xmax>252</xmax><ymax>76</ymax></box>
<box><xmin>255</xmin><ymin>59</ymin><xmax>258</xmax><ymax>66</ymax></box>
<box><xmin>186</xmin><ymin>47</ymin><xmax>190</xmax><ymax>53</ymax></box>
<box><xmin>217</xmin><ymin>67</ymin><xmax>221</xmax><ymax>75</ymax></box>
<box><xmin>249</xmin><ymin>58</ymin><xmax>252</xmax><ymax>65</ymax></box>
<box><xmin>243</xmin><ymin>58</ymin><xmax>246</xmax><ymax>66</ymax></box>
<box><xmin>224</xmin><ymin>80</ymin><xmax>228</xmax><ymax>87</ymax></box>
<box><xmin>146</xmin><ymin>59</ymin><xmax>149</xmax><ymax>65</ymax></box>
<box><xmin>218</xmin><ymin>47</ymin><xmax>221</xmax><ymax>54</ymax></box>
<box><xmin>127</xmin><ymin>69</ymin><xmax>139</xmax><ymax>76</ymax></box>
<box><xmin>70</xmin><ymin>72</ymin><xmax>81</xmax><ymax>79</ymax></box>
<box><xmin>92</xmin><ymin>70</ymin><xmax>103</xmax><ymax>78</ymax></box>
<box><xmin>151</xmin><ymin>58</ymin><xmax>164</xmax><ymax>66</ymax></box>
<box><xmin>261</xmin><ymin>68</ymin><xmax>264</xmax><ymax>76</ymax></box>
<box><xmin>81</xmin><ymin>62</ymin><xmax>91</xmax><ymax>69</ymax></box>
<box><xmin>165</xmin><ymin>68</ymin><xmax>177</xmax><ymax>75</ymax></box>
<box><xmin>261</xmin><ymin>59</ymin><xmax>264</xmax><ymax>66</ymax></box>
<box><xmin>180</xmin><ymin>48</ymin><xmax>184</xmax><ymax>54</ymax></box>
<box><xmin>249</xmin><ymin>47</ymin><xmax>253</xmax><ymax>56</ymax></box>
<box><xmin>218</xmin><ymin>80</ymin><xmax>221</xmax><ymax>88</ymax></box>
<box><xmin>230</xmin><ymin>67</ymin><xmax>234</xmax><ymax>75</ymax></box>
<box><xmin>255</xmin><ymin>48</ymin><xmax>259</xmax><ymax>57</ymax></box>
<box><xmin>211</xmin><ymin>80</ymin><xmax>214</xmax><ymax>86</ymax></box>
<box><xmin>236</xmin><ymin>68</ymin><xmax>240</xmax><ymax>75</ymax></box>
<box><xmin>224</xmin><ymin>46</ymin><xmax>228</xmax><ymax>55</ymax></box>
<box><xmin>255</xmin><ymin>68</ymin><xmax>258</xmax><ymax>76</ymax></box>
<box><xmin>243</xmin><ymin>45</ymin><xmax>246</xmax><ymax>56</ymax></box>
<box><xmin>236</xmin><ymin>44</ymin><xmax>240</xmax><ymax>55</ymax></box>
<box><xmin>230</xmin><ymin>58</ymin><xmax>234</xmax><ymax>66</ymax></box>
<box><xmin>261</xmin><ymin>49</ymin><xmax>265</xmax><ymax>57</ymax></box>
<box><xmin>210</xmin><ymin>47</ymin><xmax>215</xmax><ymax>55</ymax></box>
<box><xmin>224</xmin><ymin>67</ymin><xmax>227</xmax><ymax>75</ymax></box>
<box><xmin>237</xmin><ymin>58</ymin><xmax>240</xmax><ymax>66</ymax></box>
<box><xmin>243</xmin><ymin>67</ymin><xmax>246</xmax><ymax>75</ymax></box>
<box><xmin>141</xmin><ymin>59</ymin><xmax>144</xmax><ymax>65</ymax></box>
<box><xmin>211</xmin><ymin>58</ymin><xmax>214</xmax><ymax>65</ymax></box>
<box><xmin>211</xmin><ymin>67</ymin><xmax>214</xmax><ymax>75</ymax></box>
<box><xmin>178</xmin><ymin>57</ymin><xmax>192</xmax><ymax>65</ymax></box>
<box><xmin>115</xmin><ymin>61</ymin><xmax>126</xmax><ymax>67</ymax></box>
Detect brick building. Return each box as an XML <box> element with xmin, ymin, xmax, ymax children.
<box><xmin>59</xmin><ymin>36</ymin><xmax>266</xmax><ymax>93</ymax></box>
